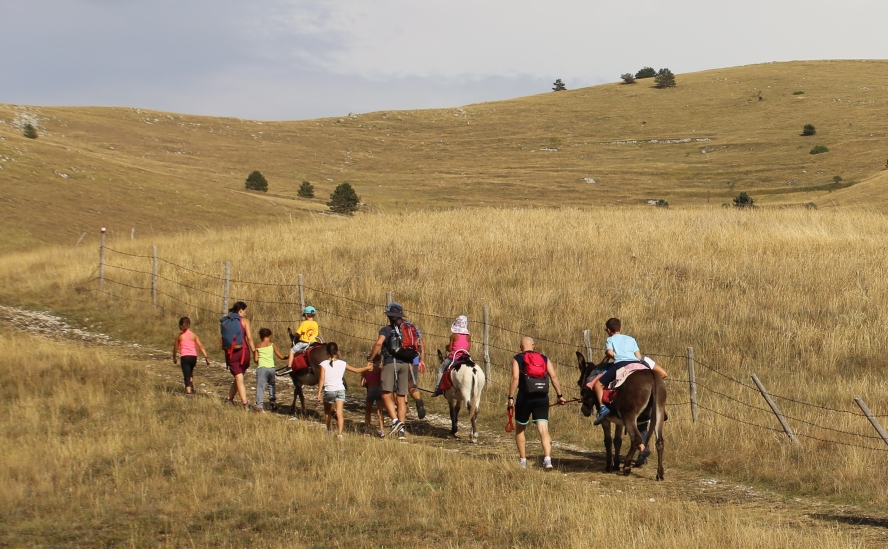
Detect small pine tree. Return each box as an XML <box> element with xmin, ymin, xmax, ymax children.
<box><xmin>655</xmin><ymin>199</ymin><xmax>669</xmax><ymax>208</ymax></box>
<box><xmin>552</xmin><ymin>79</ymin><xmax>567</xmax><ymax>91</ymax></box>
<box><xmin>654</xmin><ymin>68</ymin><xmax>676</xmax><ymax>89</ymax></box>
<box><xmin>245</xmin><ymin>170</ymin><xmax>268</xmax><ymax>192</ymax></box>
<box><xmin>810</xmin><ymin>145</ymin><xmax>829</xmax><ymax>155</ymax></box>
<box><xmin>802</xmin><ymin>124</ymin><xmax>816</xmax><ymax>136</ymax></box>
<box><xmin>733</xmin><ymin>192</ymin><xmax>754</xmax><ymax>208</ymax></box>
<box><xmin>620</xmin><ymin>73</ymin><xmax>636</xmax><ymax>84</ymax></box>
<box><xmin>635</xmin><ymin>67</ymin><xmax>657</xmax><ymax>79</ymax></box>
<box><xmin>22</xmin><ymin>123</ymin><xmax>38</xmax><ymax>139</ymax></box>
<box><xmin>297</xmin><ymin>180</ymin><xmax>315</xmax><ymax>198</ymax></box>
<box><xmin>327</xmin><ymin>182</ymin><xmax>359</xmax><ymax>214</ymax></box>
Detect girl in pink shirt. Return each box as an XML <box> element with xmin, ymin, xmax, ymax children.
<box><xmin>172</xmin><ymin>317</ymin><xmax>209</xmax><ymax>397</ymax></box>
<box><xmin>433</xmin><ymin>315</ymin><xmax>472</xmax><ymax>396</ymax></box>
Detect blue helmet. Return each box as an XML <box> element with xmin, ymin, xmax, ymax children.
<box><xmin>303</xmin><ymin>306</ymin><xmax>316</xmax><ymax>315</ymax></box>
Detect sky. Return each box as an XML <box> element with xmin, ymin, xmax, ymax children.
<box><xmin>3</xmin><ymin>0</ymin><xmax>887</xmax><ymax>120</ymax></box>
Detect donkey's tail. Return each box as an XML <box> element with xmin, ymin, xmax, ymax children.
<box><xmin>467</xmin><ymin>367</ymin><xmax>485</xmax><ymax>417</ymax></box>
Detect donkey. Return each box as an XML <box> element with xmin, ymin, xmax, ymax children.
<box><xmin>280</xmin><ymin>330</ymin><xmax>330</xmax><ymax>417</ymax></box>
<box><xmin>437</xmin><ymin>350</ymin><xmax>486</xmax><ymax>443</ymax></box>
<box><xmin>576</xmin><ymin>351</ymin><xmax>666</xmax><ymax>480</ymax></box>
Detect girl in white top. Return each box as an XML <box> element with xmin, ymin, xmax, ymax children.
<box><xmin>317</xmin><ymin>342</ymin><xmax>372</xmax><ymax>438</ymax></box>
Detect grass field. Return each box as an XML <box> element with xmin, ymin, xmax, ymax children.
<box><xmin>0</xmin><ymin>329</ymin><xmax>873</xmax><ymax>548</ymax></box>
<box><xmin>3</xmin><ymin>207</ymin><xmax>888</xmax><ymax>522</ymax></box>
<box><xmin>2</xmin><ymin>60</ymin><xmax>888</xmax><ymax>251</ymax></box>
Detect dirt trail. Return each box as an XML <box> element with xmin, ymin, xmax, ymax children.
<box><xmin>3</xmin><ymin>304</ymin><xmax>887</xmax><ymax>546</ymax></box>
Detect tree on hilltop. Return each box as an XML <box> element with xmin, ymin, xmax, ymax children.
<box><xmin>245</xmin><ymin>170</ymin><xmax>268</xmax><ymax>192</ymax></box>
<box><xmin>635</xmin><ymin>67</ymin><xmax>657</xmax><ymax>79</ymax></box>
<box><xmin>297</xmin><ymin>180</ymin><xmax>315</xmax><ymax>198</ymax></box>
<box><xmin>552</xmin><ymin>79</ymin><xmax>567</xmax><ymax>91</ymax></box>
<box><xmin>654</xmin><ymin>68</ymin><xmax>676</xmax><ymax>88</ymax></box>
<box><xmin>733</xmin><ymin>192</ymin><xmax>754</xmax><ymax>208</ymax></box>
<box><xmin>328</xmin><ymin>182</ymin><xmax>359</xmax><ymax>214</ymax></box>
<box><xmin>620</xmin><ymin>73</ymin><xmax>636</xmax><ymax>84</ymax></box>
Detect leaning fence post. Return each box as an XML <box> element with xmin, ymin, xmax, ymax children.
<box><xmin>223</xmin><ymin>261</ymin><xmax>231</xmax><ymax>314</ymax></box>
<box><xmin>151</xmin><ymin>246</ymin><xmax>158</xmax><ymax>308</ymax></box>
<box><xmin>131</xmin><ymin>228</ymin><xmax>135</xmax><ymax>242</ymax></box>
<box><xmin>98</xmin><ymin>227</ymin><xmax>106</xmax><ymax>293</ymax></box>
<box><xmin>298</xmin><ymin>274</ymin><xmax>305</xmax><ymax>311</ymax></box>
<box><xmin>483</xmin><ymin>305</ymin><xmax>491</xmax><ymax>383</ymax></box>
<box><xmin>751</xmin><ymin>374</ymin><xmax>799</xmax><ymax>444</ymax></box>
<box><xmin>386</xmin><ymin>292</ymin><xmax>392</xmax><ymax>307</ymax></box>
<box><xmin>75</xmin><ymin>232</ymin><xmax>87</xmax><ymax>248</ymax></box>
<box><xmin>854</xmin><ymin>397</ymin><xmax>888</xmax><ymax>448</ymax></box>
<box><xmin>583</xmin><ymin>329</ymin><xmax>593</xmax><ymax>361</ymax></box>
<box><xmin>687</xmin><ymin>346</ymin><xmax>698</xmax><ymax>423</ymax></box>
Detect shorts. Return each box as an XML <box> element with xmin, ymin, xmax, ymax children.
<box><xmin>599</xmin><ymin>361</ymin><xmax>635</xmax><ymax>387</ymax></box>
<box><xmin>365</xmin><ymin>386</ymin><xmax>383</xmax><ymax>403</ymax></box>
<box><xmin>381</xmin><ymin>361</ymin><xmax>410</xmax><ymax>396</ymax></box>
<box><xmin>323</xmin><ymin>389</ymin><xmax>346</xmax><ymax>403</ymax></box>
<box><xmin>226</xmin><ymin>347</ymin><xmax>250</xmax><ymax>376</ymax></box>
<box><xmin>515</xmin><ymin>396</ymin><xmax>549</xmax><ymax>425</ymax></box>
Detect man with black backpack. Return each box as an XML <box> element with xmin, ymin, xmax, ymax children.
<box><xmin>507</xmin><ymin>337</ymin><xmax>566</xmax><ymax>470</ymax></box>
<box><xmin>366</xmin><ymin>302</ymin><xmax>422</xmax><ymax>440</ymax></box>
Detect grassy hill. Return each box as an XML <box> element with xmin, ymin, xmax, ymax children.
<box><xmin>2</xmin><ymin>60</ymin><xmax>887</xmax><ymax>251</ymax></box>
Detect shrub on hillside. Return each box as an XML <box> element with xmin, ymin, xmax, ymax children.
<box><xmin>245</xmin><ymin>170</ymin><xmax>268</xmax><ymax>192</ymax></box>
<box><xmin>810</xmin><ymin>145</ymin><xmax>829</xmax><ymax>155</ymax></box>
<box><xmin>22</xmin><ymin>123</ymin><xmax>37</xmax><ymax>139</ymax></box>
<box><xmin>802</xmin><ymin>124</ymin><xmax>816</xmax><ymax>136</ymax></box>
<box><xmin>832</xmin><ymin>175</ymin><xmax>842</xmax><ymax>184</ymax></box>
<box><xmin>793</xmin><ymin>91</ymin><xmax>805</xmax><ymax>95</ymax></box>
<box><xmin>635</xmin><ymin>67</ymin><xmax>657</xmax><ymax>79</ymax></box>
<box><xmin>654</xmin><ymin>68</ymin><xmax>676</xmax><ymax>89</ymax></box>
<box><xmin>327</xmin><ymin>182</ymin><xmax>359</xmax><ymax>214</ymax></box>
<box><xmin>552</xmin><ymin>79</ymin><xmax>567</xmax><ymax>91</ymax></box>
<box><xmin>733</xmin><ymin>192</ymin><xmax>754</xmax><ymax>208</ymax></box>
<box><xmin>806</xmin><ymin>202</ymin><xmax>818</xmax><ymax>210</ymax></box>
<box><xmin>297</xmin><ymin>180</ymin><xmax>315</xmax><ymax>198</ymax></box>
<box><xmin>620</xmin><ymin>73</ymin><xmax>636</xmax><ymax>84</ymax></box>
<box><xmin>655</xmin><ymin>199</ymin><xmax>669</xmax><ymax>208</ymax></box>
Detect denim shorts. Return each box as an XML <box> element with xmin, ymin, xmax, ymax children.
<box><xmin>323</xmin><ymin>389</ymin><xmax>346</xmax><ymax>403</ymax></box>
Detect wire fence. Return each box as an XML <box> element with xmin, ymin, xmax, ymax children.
<box><xmin>93</xmin><ymin>245</ymin><xmax>888</xmax><ymax>453</ymax></box>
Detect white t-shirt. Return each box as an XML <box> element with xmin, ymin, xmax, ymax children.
<box><xmin>321</xmin><ymin>359</ymin><xmax>347</xmax><ymax>392</ymax></box>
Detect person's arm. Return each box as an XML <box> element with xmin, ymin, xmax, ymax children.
<box><xmin>194</xmin><ymin>334</ymin><xmax>210</xmax><ymax>365</ymax></box>
<box><xmin>447</xmin><ymin>333</ymin><xmax>457</xmax><ymax>353</ymax></box>
<box><xmin>467</xmin><ymin>334</ymin><xmax>472</xmax><ymax>352</ymax></box>
<box><xmin>418</xmin><ymin>336</ymin><xmax>426</xmax><ymax>373</ymax></box>
<box><xmin>366</xmin><ymin>335</ymin><xmax>385</xmax><ymax>365</ymax></box>
<box><xmin>172</xmin><ymin>335</ymin><xmax>180</xmax><ymax>364</ymax></box>
<box><xmin>547</xmin><ymin>359</ymin><xmax>567</xmax><ymax>405</ymax></box>
<box><xmin>634</xmin><ymin>350</ymin><xmax>643</xmax><ymax>362</ymax></box>
<box><xmin>346</xmin><ymin>363</ymin><xmax>373</xmax><ymax>373</ymax></box>
<box><xmin>317</xmin><ymin>366</ymin><xmax>325</xmax><ymax>401</ymax></box>
<box><xmin>507</xmin><ymin>358</ymin><xmax>520</xmax><ymax>409</ymax></box>
<box><xmin>273</xmin><ymin>344</ymin><xmax>287</xmax><ymax>361</ymax></box>
<box><xmin>242</xmin><ymin>318</ymin><xmax>256</xmax><ymax>353</ymax></box>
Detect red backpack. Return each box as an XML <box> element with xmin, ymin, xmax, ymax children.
<box><xmin>388</xmin><ymin>321</ymin><xmax>420</xmax><ymax>361</ymax></box>
<box><xmin>522</xmin><ymin>351</ymin><xmax>550</xmax><ymax>394</ymax></box>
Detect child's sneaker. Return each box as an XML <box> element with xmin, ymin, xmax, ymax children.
<box><xmin>397</xmin><ymin>427</ymin><xmax>407</xmax><ymax>441</ymax></box>
<box><xmin>362</xmin><ymin>428</ymin><xmax>372</xmax><ymax>436</ymax></box>
<box><xmin>593</xmin><ymin>405</ymin><xmax>610</xmax><ymax>426</ymax></box>
<box><xmin>542</xmin><ymin>457</ymin><xmax>553</xmax><ymax>471</ymax></box>
<box><xmin>377</xmin><ymin>430</ymin><xmax>385</xmax><ymax>438</ymax></box>
<box><xmin>337</xmin><ymin>434</ymin><xmax>344</xmax><ymax>441</ymax></box>
<box><xmin>519</xmin><ymin>458</ymin><xmax>527</xmax><ymax>469</ymax></box>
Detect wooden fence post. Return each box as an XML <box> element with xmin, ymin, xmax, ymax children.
<box><xmin>298</xmin><ymin>274</ymin><xmax>305</xmax><ymax>312</ymax></box>
<box><xmin>386</xmin><ymin>292</ymin><xmax>392</xmax><ymax>307</ymax></box>
<box><xmin>483</xmin><ymin>305</ymin><xmax>491</xmax><ymax>383</ymax></box>
<box><xmin>751</xmin><ymin>374</ymin><xmax>799</xmax><ymax>444</ymax></box>
<box><xmin>131</xmin><ymin>228</ymin><xmax>135</xmax><ymax>242</ymax></box>
<box><xmin>151</xmin><ymin>246</ymin><xmax>158</xmax><ymax>308</ymax></box>
<box><xmin>223</xmin><ymin>261</ymin><xmax>231</xmax><ymax>314</ymax></box>
<box><xmin>98</xmin><ymin>227</ymin><xmax>106</xmax><ymax>293</ymax></box>
<box><xmin>583</xmin><ymin>329</ymin><xmax>593</xmax><ymax>361</ymax></box>
<box><xmin>854</xmin><ymin>396</ymin><xmax>888</xmax><ymax>448</ymax></box>
<box><xmin>75</xmin><ymin>232</ymin><xmax>87</xmax><ymax>248</ymax></box>
<box><xmin>687</xmin><ymin>346</ymin><xmax>698</xmax><ymax>423</ymax></box>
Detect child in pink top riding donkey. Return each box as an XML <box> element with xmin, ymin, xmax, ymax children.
<box><xmin>432</xmin><ymin>315</ymin><xmax>472</xmax><ymax>397</ymax></box>
<box><xmin>172</xmin><ymin>317</ymin><xmax>210</xmax><ymax>398</ymax></box>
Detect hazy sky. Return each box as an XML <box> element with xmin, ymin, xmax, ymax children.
<box><xmin>3</xmin><ymin>0</ymin><xmax>887</xmax><ymax>120</ymax></box>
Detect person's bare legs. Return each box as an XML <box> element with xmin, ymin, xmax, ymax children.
<box><xmin>324</xmin><ymin>402</ymin><xmax>333</xmax><ymax>431</ymax></box>
<box><xmin>593</xmin><ymin>380</ymin><xmax>605</xmax><ymax>406</ymax></box>
<box><xmin>228</xmin><ymin>373</ymin><xmax>248</xmax><ymax>404</ymax></box>
<box><xmin>537</xmin><ymin>421</ymin><xmax>552</xmax><ymax>458</ymax></box>
<box><xmin>364</xmin><ymin>401</ymin><xmax>373</xmax><ymax>430</ymax></box>
<box><xmin>375</xmin><ymin>402</ymin><xmax>384</xmax><ymax>431</ymax></box>
<box><xmin>653</xmin><ymin>364</ymin><xmax>668</xmax><ymax>379</ymax></box>
<box><xmin>514</xmin><ymin>424</ymin><xmax>528</xmax><ymax>459</ymax></box>
<box><xmin>382</xmin><ymin>391</ymin><xmax>397</xmax><ymax>421</ymax></box>
<box><xmin>396</xmin><ymin>394</ymin><xmax>407</xmax><ymax>423</ymax></box>
<box><xmin>335</xmin><ymin>400</ymin><xmax>345</xmax><ymax>435</ymax></box>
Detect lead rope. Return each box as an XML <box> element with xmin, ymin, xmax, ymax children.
<box><xmin>504</xmin><ymin>406</ymin><xmax>514</xmax><ymax>433</ymax></box>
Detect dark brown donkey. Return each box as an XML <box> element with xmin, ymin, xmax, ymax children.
<box><xmin>575</xmin><ymin>351</ymin><xmax>666</xmax><ymax>480</ymax></box>
<box><xmin>280</xmin><ymin>332</ymin><xmax>330</xmax><ymax>417</ymax></box>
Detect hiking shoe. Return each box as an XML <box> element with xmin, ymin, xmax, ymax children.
<box><xmin>389</xmin><ymin>419</ymin><xmax>403</xmax><ymax>437</ymax></box>
<box><xmin>276</xmin><ymin>366</ymin><xmax>293</xmax><ymax>377</ymax></box>
<box><xmin>362</xmin><ymin>428</ymin><xmax>372</xmax><ymax>436</ymax></box>
<box><xmin>593</xmin><ymin>406</ymin><xmax>610</xmax><ymax>426</ymax></box>
<box><xmin>415</xmin><ymin>399</ymin><xmax>426</xmax><ymax>420</ymax></box>
<box><xmin>634</xmin><ymin>447</ymin><xmax>651</xmax><ymax>467</ymax></box>
<box><xmin>542</xmin><ymin>457</ymin><xmax>553</xmax><ymax>471</ymax></box>
<box><xmin>519</xmin><ymin>458</ymin><xmax>527</xmax><ymax>469</ymax></box>
<box><xmin>377</xmin><ymin>430</ymin><xmax>385</xmax><ymax>438</ymax></box>
<box><xmin>337</xmin><ymin>434</ymin><xmax>344</xmax><ymax>441</ymax></box>
<box><xmin>397</xmin><ymin>427</ymin><xmax>406</xmax><ymax>441</ymax></box>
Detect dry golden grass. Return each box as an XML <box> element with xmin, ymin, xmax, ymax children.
<box><xmin>0</xmin><ymin>330</ymin><xmax>870</xmax><ymax>548</ymax></box>
<box><xmin>2</xmin><ymin>60</ymin><xmax>888</xmax><ymax>251</ymax></box>
<box><xmin>3</xmin><ymin>207</ymin><xmax>888</xmax><ymax>513</ymax></box>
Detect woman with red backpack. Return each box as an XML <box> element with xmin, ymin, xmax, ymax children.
<box><xmin>221</xmin><ymin>301</ymin><xmax>255</xmax><ymax>408</ymax></box>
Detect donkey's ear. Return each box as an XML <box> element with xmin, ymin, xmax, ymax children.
<box><xmin>437</xmin><ymin>349</ymin><xmax>444</xmax><ymax>362</ymax></box>
<box><xmin>576</xmin><ymin>351</ymin><xmax>587</xmax><ymax>371</ymax></box>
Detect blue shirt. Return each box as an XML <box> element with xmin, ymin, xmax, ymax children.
<box><xmin>606</xmin><ymin>334</ymin><xmax>640</xmax><ymax>363</ymax></box>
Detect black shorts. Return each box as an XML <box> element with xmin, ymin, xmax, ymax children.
<box><xmin>515</xmin><ymin>396</ymin><xmax>549</xmax><ymax>425</ymax></box>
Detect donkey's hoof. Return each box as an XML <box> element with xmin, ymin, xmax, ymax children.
<box><xmin>622</xmin><ymin>467</ymin><xmax>632</xmax><ymax>476</ymax></box>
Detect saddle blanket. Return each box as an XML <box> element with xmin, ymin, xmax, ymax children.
<box><xmin>291</xmin><ymin>343</ymin><xmax>324</xmax><ymax>372</ymax></box>
<box><xmin>584</xmin><ymin>363</ymin><xmax>651</xmax><ymax>405</ymax></box>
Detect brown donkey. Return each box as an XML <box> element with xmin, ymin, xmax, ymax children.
<box><xmin>576</xmin><ymin>351</ymin><xmax>666</xmax><ymax>480</ymax></box>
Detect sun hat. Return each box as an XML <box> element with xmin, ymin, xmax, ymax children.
<box><xmin>385</xmin><ymin>302</ymin><xmax>405</xmax><ymax>319</ymax></box>
<box><xmin>303</xmin><ymin>306</ymin><xmax>316</xmax><ymax>315</ymax></box>
<box><xmin>450</xmin><ymin>315</ymin><xmax>469</xmax><ymax>335</ymax></box>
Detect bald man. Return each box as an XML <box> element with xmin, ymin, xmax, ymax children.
<box><xmin>507</xmin><ymin>336</ymin><xmax>566</xmax><ymax>470</ymax></box>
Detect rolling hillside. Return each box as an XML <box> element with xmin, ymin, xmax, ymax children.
<box><xmin>1</xmin><ymin>60</ymin><xmax>887</xmax><ymax>251</ymax></box>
